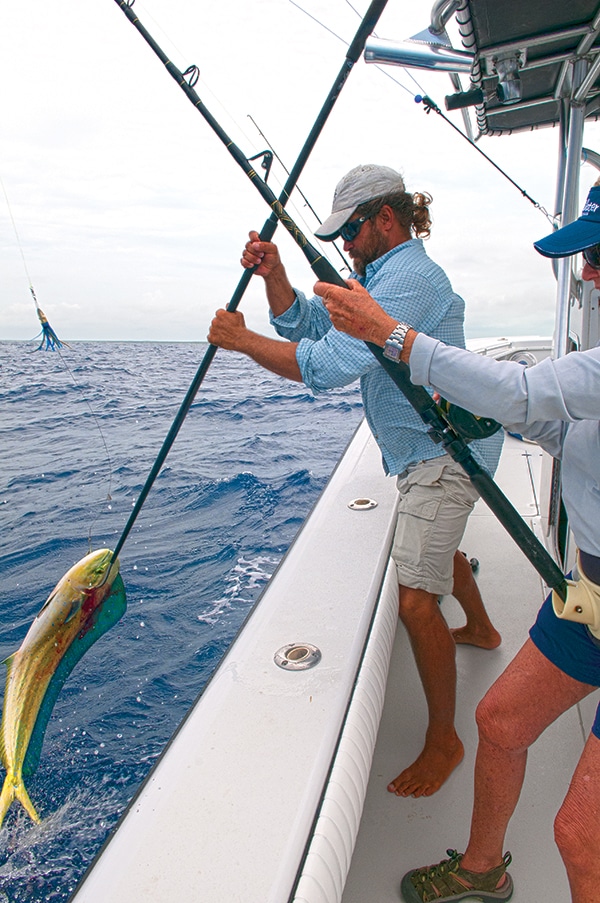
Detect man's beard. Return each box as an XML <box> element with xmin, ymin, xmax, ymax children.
<box><xmin>348</xmin><ymin>226</ymin><xmax>390</xmax><ymax>277</ymax></box>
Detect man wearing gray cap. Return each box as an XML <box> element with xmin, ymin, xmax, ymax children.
<box><xmin>208</xmin><ymin>163</ymin><xmax>503</xmax><ymax>798</ymax></box>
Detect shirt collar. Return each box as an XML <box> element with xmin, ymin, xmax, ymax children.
<box><xmin>354</xmin><ymin>238</ymin><xmax>423</xmax><ymax>283</ymax></box>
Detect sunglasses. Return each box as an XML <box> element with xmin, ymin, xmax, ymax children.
<box><xmin>583</xmin><ymin>243</ymin><xmax>600</xmax><ymax>269</ymax></box>
<box><xmin>339</xmin><ymin>215</ymin><xmax>370</xmax><ymax>242</ymax></box>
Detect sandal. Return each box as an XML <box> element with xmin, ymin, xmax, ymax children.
<box><xmin>400</xmin><ymin>849</ymin><xmax>513</xmax><ymax>902</ymax></box>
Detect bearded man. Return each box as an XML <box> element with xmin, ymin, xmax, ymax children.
<box><xmin>207</xmin><ymin>164</ymin><xmax>503</xmax><ymax>798</ymax></box>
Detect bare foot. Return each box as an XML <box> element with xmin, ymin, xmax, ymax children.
<box><xmin>387</xmin><ymin>736</ymin><xmax>464</xmax><ymax>797</ymax></box>
<box><xmin>451</xmin><ymin>625</ymin><xmax>501</xmax><ymax>649</ymax></box>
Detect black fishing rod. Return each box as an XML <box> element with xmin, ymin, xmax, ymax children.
<box><xmin>114</xmin><ymin>0</ymin><xmax>568</xmax><ymax>601</ymax></box>
<box><xmin>111</xmin><ymin>0</ymin><xmax>388</xmax><ymax>560</ymax></box>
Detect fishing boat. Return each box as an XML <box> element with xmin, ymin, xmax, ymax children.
<box><xmin>69</xmin><ymin>1</ymin><xmax>600</xmax><ymax>901</ymax></box>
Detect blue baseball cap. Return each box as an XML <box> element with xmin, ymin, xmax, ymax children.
<box><xmin>534</xmin><ymin>186</ymin><xmax>600</xmax><ymax>258</ymax></box>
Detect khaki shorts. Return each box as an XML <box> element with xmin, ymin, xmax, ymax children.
<box><xmin>392</xmin><ymin>455</ymin><xmax>480</xmax><ymax>596</ymax></box>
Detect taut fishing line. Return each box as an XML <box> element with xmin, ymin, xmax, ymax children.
<box><xmin>289</xmin><ymin>0</ymin><xmax>426</xmax><ymax>98</ymax></box>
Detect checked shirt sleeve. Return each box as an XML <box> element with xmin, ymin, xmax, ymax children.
<box><xmin>297</xmin><ymin>266</ymin><xmax>461</xmax><ymax>392</ymax></box>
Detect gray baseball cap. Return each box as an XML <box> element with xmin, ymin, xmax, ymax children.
<box><xmin>314</xmin><ymin>164</ymin><xmax>406</xmax><ymax>241</ymax></box>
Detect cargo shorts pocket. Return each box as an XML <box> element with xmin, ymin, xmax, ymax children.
<box><xmin>396</xmin><ymin>462</ymin><xmax>446</xmax><ymax>522</ymax></box>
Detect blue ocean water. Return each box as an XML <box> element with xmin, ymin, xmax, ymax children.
<box><xmin>0</xmin><ymin>341</ymin><xmax>363</xmax><ymax>901</ymax></box>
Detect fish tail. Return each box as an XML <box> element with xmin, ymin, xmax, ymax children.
<box><xmin>0</xmin><ymin>771</ymin><xmax>40</xmax><ymax>829</ymax></box>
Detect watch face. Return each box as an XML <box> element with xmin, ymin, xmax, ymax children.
<box><xmin>383</xmin><ymin>342</ymin><xmax>402</xmax><ymax>361</ymax></box>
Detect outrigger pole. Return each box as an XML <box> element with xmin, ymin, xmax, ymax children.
<box><xmin>113</xmin><ymin>0</ymin><xmax>569</xmax><ymax>601</ymax></box>
<box><xmin>111</xmin><ymin>0</ymin><xmax>389</xmax><ymax>560</ymax></box>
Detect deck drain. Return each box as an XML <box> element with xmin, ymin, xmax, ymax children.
<box><xmin>274</xmin><ymin>643</ymin><xmax>321</xmax><ymax>670</ymax></box>
<box><xmin>348</xmin><ymin>497</ymin><xmax>378</xmax><ymax>510</ymax></box>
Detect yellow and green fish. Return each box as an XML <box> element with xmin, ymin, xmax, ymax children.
<box><xmin>0</xmin><ymin>549</ymin><xmax>126</xmax><ymax>828</ymax></box>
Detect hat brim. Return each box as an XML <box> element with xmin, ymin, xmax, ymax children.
<box><xmin>534</xmin><ymin>220</ymin><xmax>600</xmax><ymax>258</ymax></box>
<box><xmin>314</xmin><ymin>205</ymin><xmax>356</xmax><ymax>241</ymax></box>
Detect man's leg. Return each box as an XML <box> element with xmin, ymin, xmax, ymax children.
<box><xmin>460</xmin><ymin>639</ymin><xmax>597</xmax><ymax>876</ymax></box>
<box><xmin>450</xmin><ymin>549</ymin><xmax>501</xmax><ymax>649</ymax></box>
<box><xmin>554</xmin><ymin>732</ymin><xmax>600</xmax><ymax>903</ymax></box>
<box><xmin>391</xmin><ymin>456</ymin><xmax>500</xmax><ymax>797</ymax></box>
<box><xmin>388</xmin><ymin>584</ymin><xmax>464</xmax><ymax>798</ymax></box>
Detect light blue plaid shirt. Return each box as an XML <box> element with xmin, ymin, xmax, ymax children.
<box><xmin>271</xmin><ymin>239</ymin><xmax>503</xmax><ymax>476</ymax></box>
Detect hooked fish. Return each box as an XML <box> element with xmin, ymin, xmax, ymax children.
<box><xmin>0</xmin><ymin>548</ymin><xmax>126</xmax><ymax>828</ymax></box>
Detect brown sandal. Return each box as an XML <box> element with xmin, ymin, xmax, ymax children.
<box><xmin>400</xmin><ymin>849</ymin><xmax>513</xmax><ymax>902</ymax></box>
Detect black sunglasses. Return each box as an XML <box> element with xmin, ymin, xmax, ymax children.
<box><xmin>583</xmin><ymin>243</ymin><xmax>600</xmax><ymax>269</ymax></box>
<box><xmin>339</xmin><ymin>215</ymin><xmax>370</xmax><ymax>242</ymax></box>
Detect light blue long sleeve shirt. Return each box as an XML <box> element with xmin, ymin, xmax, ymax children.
<box><xmin>271</xmin><ymin>239</ymin><xmax>503</xmax><ymax>476</ymax></box>
<box><xmin>410</xmin><ymin>334</ymin><xmax>600</xmax><ymax>556</ymax></box>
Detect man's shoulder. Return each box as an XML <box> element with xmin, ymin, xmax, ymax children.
<box><xmin>368</xmin><ymin>240</ymin><xmax>448</xmax><ymax>289</ymax></box>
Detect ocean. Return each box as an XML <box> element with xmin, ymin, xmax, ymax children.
<box><xmin>0</xmin><ymin>340</ymin><xmax>363</xmax><ymax>901</ymax></box>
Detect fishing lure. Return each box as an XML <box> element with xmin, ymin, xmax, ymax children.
<box><xmin>32</xmin><ymin>290</ymin><xmax>67</xmax><ymax>352</ymax></box>
<box><xmin>1</xmin><ymin>174</ymin><xmax>67</xmax><ymax>351</ymax></box>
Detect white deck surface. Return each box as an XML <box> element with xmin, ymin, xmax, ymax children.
<box><xmin>342</xmin><ymin>434</ymin><xmax>598</xmax><ymax>902</ymax></box>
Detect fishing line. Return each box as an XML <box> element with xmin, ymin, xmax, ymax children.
<box><xmin>0</xmin><ymin>173</ymin><xmax>66</xmax><ymax>351</ymax></box>
<box><xmin>0</xmin><ymin>172</ymin><xmax>114</xmax><ymax>543</ymax></box>
<box><xmin>416</xmin><ymin>95</ymin><xmax>554</xmax><ymax>223</ymax></box>
<box><xmin>289</xmin><ymin>0</ymin><xmax>423</xmax><ymax>99</ymax></box>
<box><xmin>113</xmin><ymin>0</ymin><xmax>568</xmax><ymax>603</ymax></box>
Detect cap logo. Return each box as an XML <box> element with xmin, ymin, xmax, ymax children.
<box><xmin>583</xmin><ymin>200</ymin><xmax>600</xmax><ymax>217</ymax></box>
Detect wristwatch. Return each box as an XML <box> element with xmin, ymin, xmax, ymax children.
<box><xmin>383</xmin><ymin>322</ymin><xmax>410</xmax><ymax>361</ymax></box>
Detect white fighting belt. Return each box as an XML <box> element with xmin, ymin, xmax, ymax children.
<box><xmin>552</xmin><ymin>552</ymin><xmax>600</xmax><ymax>640</ymax></box>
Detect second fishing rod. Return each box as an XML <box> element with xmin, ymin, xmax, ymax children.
<box><xmin>114</xmin><ymin>0</ymin><xmax>567</xmax><ymax>601</ymax></box>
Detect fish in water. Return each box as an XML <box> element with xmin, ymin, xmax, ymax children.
<box><xmin>0</xmin><ymin>548</ymin><xmax>127</xmax><ymax>828</ymax></box>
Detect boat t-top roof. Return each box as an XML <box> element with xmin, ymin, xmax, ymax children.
<box><xmin>365</xmin><ymin>0</ymin><xmax>600</xmax><ymax>138</ymax></box>
<box><xmin>460</xmin><ymin>0</ymin><xmax>600</xmax><ymax>135</ymax></box>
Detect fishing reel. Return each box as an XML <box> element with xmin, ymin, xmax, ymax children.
<box><xmin>438</xmin><ymin>398</ymin><xmax>502</xmax><ymax>441</ymax></box>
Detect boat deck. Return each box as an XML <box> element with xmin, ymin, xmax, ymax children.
<box><xmin>342</xmin><ymin>434</ymin><xmax>599</xmax><ymax>902</ymax></box>
<box><xmin>69</xmin><ymin>426</ymin><xmax>598</xmax><ymax>902</ymax></box>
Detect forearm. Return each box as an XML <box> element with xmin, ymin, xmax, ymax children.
<box><xmin>264</xmin><ymin>264</ymin><xmax>296</xmax><ymax>318</ymax></box>
<box><xmin>236</xmin><ymin>330</ymin><xmax>303</xmax><ymax>382</ymax></box>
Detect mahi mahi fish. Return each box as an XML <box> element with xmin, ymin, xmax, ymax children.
<box><xmin>0</xmin><ymin>548</ymin><xmax>126</xmax><ymax>828</ymax></box>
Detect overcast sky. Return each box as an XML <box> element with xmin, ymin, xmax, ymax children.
<box><xmin>2</xmin><ymin>0</ymin><xmax>599</xmax><ymax>343</ymax></box>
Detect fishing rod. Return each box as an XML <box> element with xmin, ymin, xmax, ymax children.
<box><xmin>110</xmin><ymin>0</ymin><xmax>388</xmax><ymax>561</ymax></box>
<box><xmin>114</xmin><ymin>0</ymin><xmax>568</xmax><ymax>601</ymax></box>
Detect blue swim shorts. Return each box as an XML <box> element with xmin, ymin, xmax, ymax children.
<box><xmin>530</xmin><ymin>592</ymin><xmax>600</xmax><ymax>738</ymax></box>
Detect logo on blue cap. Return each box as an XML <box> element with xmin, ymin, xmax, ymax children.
<box><xmin>534</xmin><ymin>185</ymin><xmax>600</xmax><ymax>258</ymax></box>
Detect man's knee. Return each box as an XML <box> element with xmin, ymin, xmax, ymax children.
<box><xmin>554</xmin><ymin>785</ymin><xmax>600</xmax><ymax>873</ymax></box>
<box><xmin>475</xmin><ymin>686</ymin><xmax>524</xmax><ymax>752</ymax></box>
<box><xmin>398</xmin><ymin>586</ymin><xmax>440</xmax><ymax>626</ymax></box>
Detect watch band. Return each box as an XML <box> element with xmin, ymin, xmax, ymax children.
<box><xmin>383</xmin><ymin>322</ymin><xmax>410</xmax><ymax>361</ymax></box>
